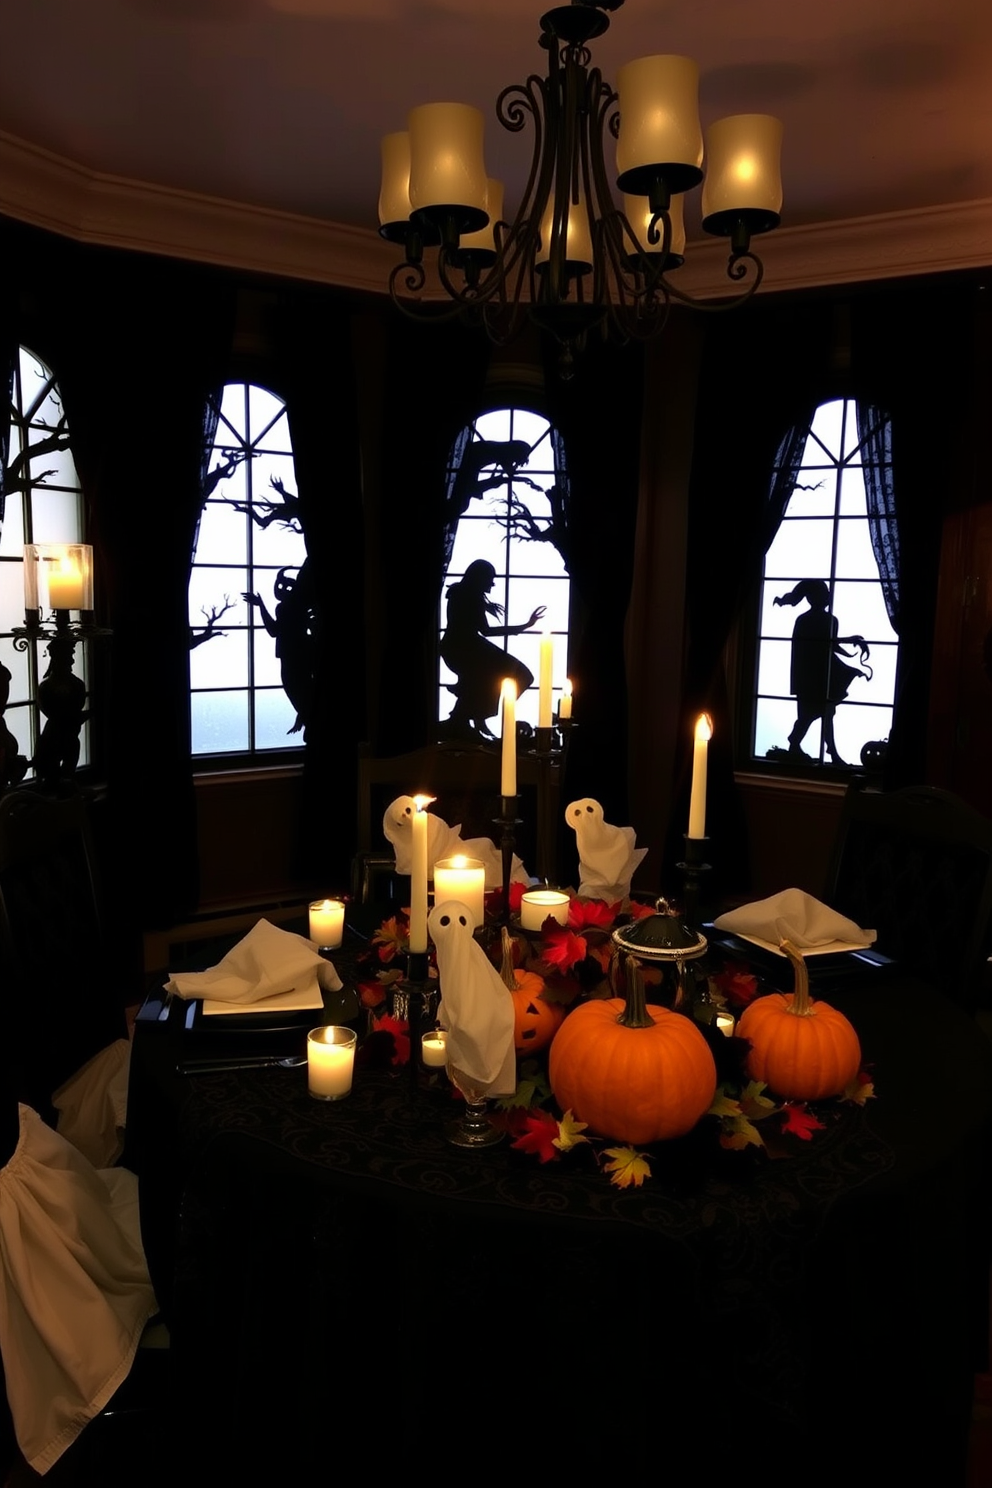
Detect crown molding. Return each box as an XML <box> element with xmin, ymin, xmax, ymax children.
<box><xmin>2</xmin><ymin>127</ymin><xmax>991</xmax><ymax>299</ymax></box>
<box><xmin>0</xmin><ymin>129</ymin><xmax>397</xmax><ymax>293</ymax></box>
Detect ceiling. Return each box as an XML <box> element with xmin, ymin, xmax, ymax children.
<box><xmin>1</xmin><ymin>0</ymin><xmax>991</xmax><ymax>283</ymax></box>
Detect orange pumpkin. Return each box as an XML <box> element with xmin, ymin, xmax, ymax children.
<box><xmin>497</xmin><ymin>929</ymin><xmax>563</xmax><ymax>1054</ymax></box>
<box><xmin>738</xmin><ymin>939</ymin><xmax>861</xmax><ymax>1100</ymax></box>
<box><xmin>548</xmin><ymin>955</ymin><xmax>717</xmax><ymax>1144</ymax></box>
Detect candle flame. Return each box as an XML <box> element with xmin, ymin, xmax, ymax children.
<box><xmin>412</xmin><ymin>793</ymin><xmax>435</xmax><ymax>811</ymax></box>
<box><xmin>562</xmin><ymin>678</ymin><xmax>573</xmax><ymax>699</ymax></box>
<box><xmin>451</xmin><ymin>854</ymin><xmax>468</xmax><ymax>867</ymax></box>
<box><xmin>500</xmin><ymin>678</ymin><xmax>517</xmax><ymax>703</ymax></box>
<box><xmin>694</xmin><ymin>713</ymin><xmax>713</xmax><ymax>742</ymax></box>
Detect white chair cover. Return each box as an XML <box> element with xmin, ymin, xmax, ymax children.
<box><xmin>0</xmin><ymin>1106</ymin><xmax>157</xmax><ymax>1474</ymax></box>
<box><xmin>52</xmin><ymin>1038</ymin><xmax>130</xmax><ymax>1169</ymax></box>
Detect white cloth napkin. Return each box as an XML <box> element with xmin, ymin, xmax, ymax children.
<box><xmin>0</xmin><ymin>1105</ymin><xmax>158</xmax><ymax>1474</ymax></box>
<box><xmin>565</xmin><ymin>797</ymin><xmax>647</xmax><ymax>903</ymax></box>
<box><xmin>429</xmin><ymin>900</ymin><xmax>516</xmax><ymax>1097</ymax></box>
<box><xmin>713</xmin><ymin>888</ymin><xmax>876</xmax><ymax>953</ymax></box>
<box><xmin>165</xmin><ymin>918</ymin><xmax>342</xmax><ymax>1005</ymax></box>
<box><xmin>383</xmin><ymin>795</ymin><xmax>531</xmax><ymax>888</ymax></box>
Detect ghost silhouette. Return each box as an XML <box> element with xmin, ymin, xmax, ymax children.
<box><xmin>429</xmin><ymin>899</ymin><xmax>516</xmax><ymax>1097</ymax></box>
<box><xmin>564</xmin><ymin>797</ymin><xmax>647</xmax><ymax>903</ymax></box>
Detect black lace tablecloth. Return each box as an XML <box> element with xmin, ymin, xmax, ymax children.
<box><xmin>128</xmin><ymin>971</ymin><xmax>992</xmax><ymax>1484</ymax></box>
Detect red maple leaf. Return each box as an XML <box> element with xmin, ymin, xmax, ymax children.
<box><xmin>357</xmin><ymin>979</ymin><xmax>387</xmax><ymax>1009</ymax></box>
<box><xmin>568</xmin><ymin>898</ymin><xmax>618</xmax><ymax>931</ymax></box>
<box><xmin>374</xmin><ymin>1013</ymin><xmax>410</xmax><ymax>1066</ymax></box>
<box><xmin>713</xmin><ymin>962</ymin><xmax>759</xmax><ymax>1008</ymax></box>
<box><xmin>485</xmin><ymin>882</ymin><xmax>526</xmax><ymax>919</ymax></box>
<box><xmin>541</xmin><ymin>923</ymin><xmax>589</xmax><ymax>971</ymax></box>
<box><xmin>510</xmin><ymin>1110</ymin><xmax>561</xmax><ymax>1163</ymax></box>
<box><xmin>779</xmin><ymin>1103</ymin><xmax>825</xmax><ymax>1140</ymax></box>
<box><xmin>626</xmin><ymin>900</ymin><xmax>659</xmax><ymax>920</ymax></box>
<box><xmin>372</xmin><ymin>915</ymin><xmax>409</xmax><ymax>964</ymax></box>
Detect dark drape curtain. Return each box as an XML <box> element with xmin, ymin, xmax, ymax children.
<box><xmin>441</xmin><ymin>422</ymin><xmax>474</xmax><ymax>572</ymax></box>
<box><xmin>42</xmin><ymin>240</ymin><xmax>237</xmax><ymax>926</ymax></box>
<box><xmin>370</xmin><ymin>314</ymin><xmax>491</xmax><ymax>755</ymax></box>
<box><xmin>542</xmin><ymin>335</ymin><xmax>644</xmax><ymax>847</ymax></box>
<box><xmin>856</xmin><ymin>402</ymin><xmax>900</xmax><ymax>630</ymax></box>
<box><xmin>0</xmin><ymin>346</ymin><xmax>14</xmax><ymax>532</ymax></box>
<box><xmin>270</xmin><ymin>293</ymin><xmax>367</xmax><ymax>885</ymax></box>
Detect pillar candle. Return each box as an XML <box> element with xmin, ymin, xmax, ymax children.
<box><xmin>558</xmin><ymin>678</ymin><xmax>572</xmax><ymax>720</ymax></box>
<box><xmin>688</xmin><ymin>713</ymin><xmax>712</xmax><ymax>839</ymax></box>
<box><xmin>538</xmin><ymin>631</ymin><xmax>553</xmax><ymax>729</ymax></box>
<box><xmin>500</xmin><ymin>679</ymin><xmax>517</xmax><ymax>796</ymax></box>
<box><xmin>309</xmin><ymin>898</ymin><xmax>345</xmax><ymax>949</ymax></box>
<box><xmin>410</xmin><ymin>794</ymin><xmax>432</xmax><ymax>953</ymax></box>
<box><xmin>433</xmin><ymin>855</ymin><xmax>485</xmax><ymax>928</ymax></box>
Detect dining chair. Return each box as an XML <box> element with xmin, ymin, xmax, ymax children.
<box><xmin>353</xmin><ymin>737</ymin><xmax>565</xmax><ymax>898</ymax></box>
<box><xmin>824</xmin><ymin>783</ymin><xmax>992</xmax><ymax>1009</ymax></box>
<box><xmin>0</xmin><ymin>788</ymin><xmax>128</xmax><ymax>1121</ymax></box>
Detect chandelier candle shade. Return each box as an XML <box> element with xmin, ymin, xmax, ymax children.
<box><xmin>23</xmin><ymin>544</ymin><xmax>93</xmax><ymax>615</ymax></box>
<box><xmin>433</xmin><ymin>856</ymin><xmax>486</xmax><ymax>929</ymax></box>
<box><xmin>378</xmin><ymin>1</ymin><xmax>784</xmax><ymax>375</ymax></box>
<box><xmin>688</xmin><ymin>713</ymin><xmax>712</xmax><ymax>840</ymax></box>
<box><xmin>309</xmin><ymin>899</ymin><xmax>345</xmax><ymax>950</ymax></box>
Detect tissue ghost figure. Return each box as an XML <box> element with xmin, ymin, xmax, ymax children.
<box><xmin>382</xmin><ymin>796</ymin><xmax>462</xmax><ymax>876</ymax></box>
<box><xmin>383</xmin><ymin>795</ymin><xmax>531</xmax><ymax>887</ymax></box>
<box><xmin>428</xmin><ymin>900</ymin><xmax>516</xmax><ymax>1097</ymax></box>
<box><xmin>565</xmin><ymin>797</ymin><xmax>647</xmax><ymax>903</ymax></box>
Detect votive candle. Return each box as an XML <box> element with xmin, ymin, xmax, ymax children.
<box><xmin>307</xmin><ymin>1026</ymin><xmax>357</xmax><ymax>1100</ymax></box>
<box><xmin>309</xmin><ymin>898</ymin><xmax>345</xmax><ymax>949</ymax></box>
<box><xmin>558</xmin><ymin>679</ymin><xmax>573</xmax><ymax>721</ymax></box>
<box><xmin>520</xmin><ymin>889</ymin><xmax>571</xmax><ymax>932</ymax></box>
<box><xmin>421</xmin><ymin>1029</ymin><xmax>448</xmax><ymax>1067</ymax></box>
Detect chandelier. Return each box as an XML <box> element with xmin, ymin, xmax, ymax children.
<box><xmin>378</xmin><ymin>0</ymin><xmax>783</xmax><ymax>375</ymax></box>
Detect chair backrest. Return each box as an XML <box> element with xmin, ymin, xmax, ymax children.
<box><xmin>0</xmin><ymin>790</ymin><xmax>127</xmax><ymax>1114</ymax></box>
<box><xmin>356</xmin><ymin>740</ymin><xmax>563</xmax><ymax>886</ymax></box>
<box><xmin>825</xmin><ymin>784</ymin><xmax>992</xmax><ymax>1008</ymax></box>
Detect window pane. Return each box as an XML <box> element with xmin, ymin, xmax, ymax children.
<box><xmin>781</xmin><ymin>477</ymin><xmax>836</xmax><ymax>518</ymax></box>
<box><xmin>252</xmin><ymin>517</ymin><xmax>307</xmax><ymax>569</ymax></box>
<box><xmin>759</xmin><ymin>582</ymin><xmax>801</xmax><ymax>638</ymax></box>
<box><xmin>4</xmin><ymin>702</ymin><xmax>33</xmax><ymax>761</ymax></box>
<box><xmin>838</xmin><ymin>466</ymin><xmax>869</xmax><ymax>516</ymax></box>
<box><xmin>756</xmin><ymin>637</ymin><xmax>792</xmax><ymax>698</ymax></box>
<box><xmin>29</xmin><ymin>489</ymin><xmax>80</xmax><ymax>543</ymax></box>
<box><xmin>254</xmin><ymin>687</ymin><xmax>299</xmax><ymax>749</ymax></box>
<box><xmin>1</xmin><ymin>498</ymin><xmax>24</xmax><ymax>551</ymax></box>
<box><xmin>754</xmin><ymin>697</ymin><xmax>817</xmax><ymax>759</ymax></box>
<box><xmin>194</xmin><ymin>502</ymin><xmax>248</xmax><ymax>566</ymax></box>
<box><xmin>190</xmin><ymin>629</ymin><xmax>249</xmax><ymax>690</ymax></box>
<box><xmin>191</xmin><ymin>691</ymin><xmax>249</xmax><ymax>754</ymax></box>
<box><xmin>218</xmin><ymin>386</ymin><xmax>248</xmax><ymax>440</ymax></box>
<box><xmin>807</xmin><ymin>399</ymin><xmax>844</xmax><ymax>460</ymax></box>
<box><xmin>247</xmin><ymin>387</ymin><xmax>288</xmax><ymax>446</ymax></box>
<box><xmin>835</xmin><ymin>518</ymin><xmax>886</xmax><ymax>579</ymax></box>
<box><xmin>188</xmin><ymin>569</ymin><xmax>249</xmax><ymax>628</ymax></box>
<box><xmin>832</xmin><ymin>580</ymin><xmax>897</xmax><ymax>643</ymax></box>
<box><xmin>0</xmin><ymin>571</ymin><xmax>24</xmax><ymax>631</ymax></box>
<box><xmin>475</xmin><ymin>410</ymin><xmax>511</xmax><ymax>442</ymax></box>
<box><xmin>763</xmin><ymin>519</ymin><xmax>834</xmax><ymax>579</ymax></box>
<box><xmin>27</xmin><ymin>440</ymin><xmax>77</xmax><ymax>489</ymax></box>
<box><xmin>253</xmin><ymin>627</ymin><xmax>284</xmax><ymax>687</ymax></box>
<box><xmin>0</xmin><ymin>639</ymin><xmax>30</xmax><ymax>703</ymax></box>
<box><xmin>833</xmin><ymin>704</ymin><xmax>893</xmax><ymax>766</ymax></box>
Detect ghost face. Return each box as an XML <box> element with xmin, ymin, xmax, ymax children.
<box><xmin>565</xmin><ymin>798</ymin><xmax>603</xmax><ymax>833</ymax></box>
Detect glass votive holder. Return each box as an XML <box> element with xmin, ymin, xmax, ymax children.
<box><xmin>715</xmin><ymin>1011</ymin><xmax>736</xmax><ymax>1038</ymax></box>
<box><xmin>519</xmin><ymin>889</ymin><xmax>571</xmax><ymax>932</ymax></box>
<box><xmin>307</xmin><ymin>1026</ymin><xmax>357</xmax><ymax>1100</ymax></box>
<box><xmin>309</xmin><ymin>898</ymin><xmax>345</xmax><ymax>949</ymax></box>
<box><xmin>421</xmin><ymin>1028</ymin><xmax>448</xmax><ymax>1068</ymax></box>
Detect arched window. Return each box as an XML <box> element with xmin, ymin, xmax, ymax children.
<box><xmin>438</xmin><ymin>407</ymin><xmax>570</xmax><ymax>735</ymax></box>
<box><xmin>189</xmin><ymin>383</ymin><xmax>310</xmax><ymax>757</ymax></box>
<box><xmin>0</xmin><ymin>348</ymin><xmax>88</xmax><ymax>778</ymax></box>
<box><xmin>753</xmin><ymin>398</ymin><xmax>898</xmax><ymax>768</ymax></box>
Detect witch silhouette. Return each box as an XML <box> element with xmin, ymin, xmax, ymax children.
<box><xmin>440</xmin><ymin>559</ymin><xmax>544</xmax><ymax>739</ymax></box>
<box><xmin>774</xmin><ymin>579</ymin><xmax>872</xmax><ymax>766</ymax></box>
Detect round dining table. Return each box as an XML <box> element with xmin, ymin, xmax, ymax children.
<box><xmin>127</xmin><ymin>968</ymin><xmax>992</xmax><ymax>1485</ymax></box>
